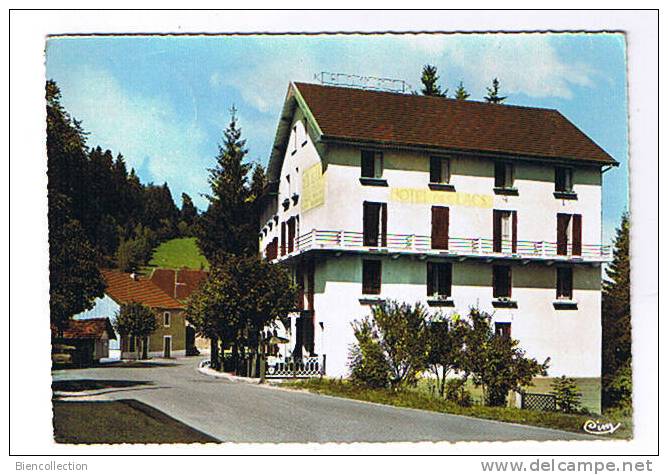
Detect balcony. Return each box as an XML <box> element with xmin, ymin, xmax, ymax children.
<box><xmin>275</xmin><ymin>229</ymin><xmax>612</xmax><ymax>264</ymax></box>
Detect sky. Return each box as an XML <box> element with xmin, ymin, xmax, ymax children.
<box><xmin>45</xmin><ymin>33</ymin><xmax>628</xmax><ymax>244</ymax></box>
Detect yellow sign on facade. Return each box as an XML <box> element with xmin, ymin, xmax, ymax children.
<box><xmin>301</xmin><ymin>163</ymin><xmax>325</xmax><ymax>212</ymax></box>
<box><xmin>390</xmin><ymin>188</ymin><xmax>493</xmax><ymax>208</ymax></box>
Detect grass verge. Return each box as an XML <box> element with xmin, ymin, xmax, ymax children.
<box><xmin>281</xmin><ymin>378</ymin><xmax>632</xmax><ymax>439</ymax></box>
<box><xmin>53</xmin><ymin>399</ymin><xmax>218</xmax><ymax>444</ymax></box>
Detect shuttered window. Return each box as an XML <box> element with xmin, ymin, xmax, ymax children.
<box><xmin>431</xmin><ymin>206</ymin><xmax>450</xmax><ymax>250</ymax></box>
<box><xmin>361</xmin><ymin>150</ymin><xmax>383</xmax><ymax>178</ymax></box>
<box><xmin>287</xmin><ymin>218</ymin><xmax>296</xmax><ymax>253</ymax></box>
<box><xmin>430</xmin><ymin>157</ymin><xmax>450</xmax><ymax>183</ymax></box>
<box><xmin>556</xmin><ymin>267</ymin><xmax>573</xmax><ymax>300</ymax></box>
<box><xmin>492</xmin><ymin>265</ymin><xmax>512</xmax><ymax>298</ymax></box>
<box><xmin>495</xmin><ymin>322</ymin><xmax>511</xmax><ymax>338</ymax></box>
<box><xmin>494</xmin><ymin>162</ymin><xmax>514</xmax><ymax>189</ymax></box>
<box><xmin>363</xmin><ymin>201</ymin><xmax>387</xmax><ymax>247</ymax></box>
<box><xmin>362</xmin><ymin>260</ymin><xmax>382</xmax><ymax>295</ymax></box>
<box><xmin>493</xmin><ymin>210</ymin><xmax>517</xmax><ymax>253</ymax></box>
<box><xmin>556</xmin><ymin>213</ymin><xmax>582</xmax><ymax>256</ymax></box>
<box><xmin>555</xmin><ymin>167</ymin><xmax>573</xmax><ymax>192</ymax></box>
<box><xmin>427</xmin><ymin>262</ymin><xmax>452</xmax><ymax>297</ymax></box>
<box><xmin>280</xmin><ymin>222</ymin><xmax>286</xmax><ymax>256</ymax></box>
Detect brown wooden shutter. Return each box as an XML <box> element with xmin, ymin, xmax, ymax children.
<box><xmin>439</xmin><ymin>263</ymin><xmax>452</xmax><ymax>297</ymax></box>
<box><xmin>556</xmin><ymin>214</ymin><xmax>569</xmax><ymax>255</ymax></box>
<box><xmin>280</xmin><ymin>222</ymin><xmax>286</xmax><ymax>256</ymax></box>
<box><xmin>426</xmin><ymin>262</ymin><xmax>434</xmax><ymax>296</ymax></box>
<box><xmin>296</xmin><ymin>263</ymin><xmax>304</xmax><ymax>310</ymax></box>
<box><xmin>306</xmin><ymin>259</ymin><xmax>315</xmax><ymax>311</ymax></box>
<box><xmin>363</xmin><ymin>202</ymin><xmax>381</xmax><ymax>246</ymax></box>
<box><xmin>431</xmin><ymin>206</ymin><xmax>449</xmax><ymax>250</ymax></box>
<box><xmin>572</xmin><ymin>214</ymin><xmax>582</xmax><ymax>256</ymax></box>
<box><xmin>555</xmin><ymin>167</ymin><xmax>565</xmax><ymax>192</ymax></box>
<box><xmin>494</xmin><ymin>162</ymin><xmax>505</xmax><ymax>188</ymax></box>
<box><xmin>430</xmin><ymin>157</ymin><xmax>441</xmax><ymax>183</ymax></box>
<box><xmin>362</xmin><ymin>260</ymin><xmax>381</xmax><ymax>295</ymax></box>
<box><xmin>381</xmin><ymin>203</ymin><xmax>387</xmax><ymax>247</ymax></box>
<box><xmin>361</xmin><ymin>151</ymin><xmax>374</xmax><ymax>177</ymax></box>
<box><xmin>507</xmin><ymin>266</ymin><xmax>512</xmax><ymax>298</ymax></box>
<box><xmin>492</xmin><ymin>265</ymin><xmax>499</xmax><ymax>297</ymax></box>
<box><xmin>493</xmin><ymin>265</ymin><xmax>511</xmax><ymax>298</ymax></box>
<box><xmin>287</xmin><ymin>218</ymin><xmax>296</xmax><ymax>253</ymax></box>
<box><xmin>493</xmin><ymin>210</ymin><xmax>502</xmax><ymax>252</ymax></box>
<box><xmin>511</xmin><ymin>210</ymin><xmax>518</xmax><ymax>254</ymax></box>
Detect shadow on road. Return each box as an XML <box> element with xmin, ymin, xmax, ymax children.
<box><xmin>52</xmin><ymin>379</ymin><xmax>153</xmax><ymax>393</ymax></box>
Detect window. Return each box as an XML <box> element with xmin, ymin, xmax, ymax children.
<box><xmin>362</xmin><ymin>260</ymin><xmax>382</xmax><ymax>295</ymax></box>
<box><xmin>556</xmin><ymin>267</ymin><xmax>573</xmax><ymax>300</ymax></box>
<box><xmin>163</xmin><ymin>311</ymin><xmax>171</xmax><ymax>327</ymax></box>
<box><xmin>287</xmin><ymin>217</ymin><xmax>296</xmax><ymax>254</ymax></box>
<box><xmin>291</xmin><ymin>126</ymin><xmax>298</xmax><ymax>154</ymax></box>
<box><xmin>492</xmin><ymin>265</ymin><xmax>512</xmax><ymax>298</ymax></box>
<box><xmin>427</xmin><ymin>262</ymin><xmax>452</xmax><ymax>298</ymax></box>
<box><xmin>363</xmin><ymin>201</ymin><xmax>387</xmax><ymax>247</ymax></box>
<box><xmin>361</xmin><ymin>150</ymin><xmax>384</xmax><ymax>179</ymax></box>
<box><xmin>493</xmin><ymin>210</ymin><xmax>517</xmax><ymax>253</ymax></box>
<box><xmin>495</xmin><ymin>322</ymin><xmax>512</xmax><ymax>339</ymax></box>
<box><xmin>431</xmin><ymin>206</ymin><xmax>450</xmax><ymax>250</ymax></box>
<box><xmin>430</xmin><ymin>156</ymin><xmax>451</xmax><ymax>184</ymax></box>
<box><xmin>555</xmin><ymin>167</ymin><xmax>574</xmax><ymax>193</ymax></box>
<box><xmin>556</xmin><ymin>213</ymin><xmax>582</xmax><ymax>256</ymax></box>
<box><xmin>280</xmin><ymin>221</ymin><xmax>287</xmax><ymax>256</ymax></box>
<box><xmin>302</xmin><ymin>121</ymin><xmax>308</xmax><ymax>147</ymax></box>
<box><xmin>494</xmin><ymin>162</ymin><xmax>515</xmax><ymax>189</ymax></box>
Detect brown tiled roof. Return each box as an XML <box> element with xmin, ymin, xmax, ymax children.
<box><xmin>294</xmin><ymin>82</ymin><xmax>616</xmax><ymax>165</ymax></box>
<box><xmin>147</xmin><ymin>268</ymin><xmax>208</xmax><ymax>301</ymax></box>
<box><xmin>54</xmin><ymin>318</ymin><xmax>116</xmax><ymax>340</ymax></box>
<box><xmin>101</xmin><ymin>270</ymin><xmax>184</xmax><ymax>309</ymax></box>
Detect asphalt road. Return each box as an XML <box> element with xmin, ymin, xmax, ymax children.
<box><xmin>52</xmin><ymin>356</ymin><xmax>594</xmax><ymax>443</ymax></box>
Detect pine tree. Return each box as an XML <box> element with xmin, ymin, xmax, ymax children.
<box><xmin>197</xmin><ymin>107</ymin><xmax>255</xmax><ymax>264</ymax></box>
<box><xmin>602</xmin><ymin>213</ymin><xmax>632</xmax><ymax>411</ymax></box>
<box><xmin>180</xmin><ymin>192</ymin><xmax>198</xmax><ymax>226</ymax></box>
<box><xmin>454</xmin><ymin>81</ymin><xmax>470</xmax><ymax>100</ymax></box>
<box><xmin>484</xmin><ymin>78</ymin><xmax>507</xmax><ymax>104</ymax></box>
<box><xmin>420</xmin><ymin>64</ymin><xmax>447</xmax><ymax>97</ymax></box>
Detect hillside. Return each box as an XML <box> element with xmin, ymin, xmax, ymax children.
<box><xmin>148</xmin><ymin>237</ymin><xmax>209</xmax><ymax>270</ymax></box>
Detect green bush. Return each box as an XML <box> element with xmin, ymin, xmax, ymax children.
<box><xmin>348</xmin><ymin>319</ymin><xmax>391</xmax><ymax>389</ymax></box>
<box><xmin>604</xmin><ymin>365</ymin><xmax>633</xmax><ymax>414</ymax></box>
<box><xmin>444</xmin><ymin>378</ymin><xmax>472</xmax><ymax>407</ymax></box>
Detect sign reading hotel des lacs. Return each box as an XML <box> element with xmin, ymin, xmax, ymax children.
<box><xmin>301</xmin><ymin>163</ymin><xmax>493</xmax><ymax>212</ymax></box>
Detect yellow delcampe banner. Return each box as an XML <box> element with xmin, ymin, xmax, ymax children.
<box><xmin>390</xmin><ymin>188</ymin><xmax>493</xmax><ymax>208</ymax></box>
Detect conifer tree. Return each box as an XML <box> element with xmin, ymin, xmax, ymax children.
<box><xmin>454</xmin><ymin>81</ymin><xmax>470</xmax><ymax>100</ymax></box>
<box><xmin>420</xmin><ymin>64</ymin><xmax>447</xmax><ymax>97</ymax></box>
<box><xmin>197</xmin><ymin>107</ymin><xmax>255</xmax><ymax>264</ymax></box>
<box><xmin>484</xmin><ymin>78</ymin><xmax>507</xmax><ymax>104</ymax></box>
<box><xmin>601</xmin><ymin>213</ymin><xmax>632</xmax><ymax>410</ymax></box>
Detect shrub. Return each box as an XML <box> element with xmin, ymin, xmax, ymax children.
<box><xmin>603</xmin><ymin>365</ymin><xmax>632</xmax><ymax>414</ymax></box>
<box><xmin>444</xmin><ymin>378</ymin><xmax>472</xmax><ymax>407</ymax></box>
<box><xmin>550</xmin><ymin>376</ymin><xmax>583</xmax><ymax>413</ymax></box>
<box><xmin>349</xmin><ymin>319</ymin><xmax>391</xmax><ymax>388</ymax></box>
<box><xmin>462</xmin><ymin>308</ymin><xmax>550</xmax><ymax>407</ymax></box>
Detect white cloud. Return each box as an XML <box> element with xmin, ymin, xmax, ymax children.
<box><xmin>405</xmin><ymin>33</ymin><xmax>595</xmax><ymax>99</ymax></box>
<box><xmin>58</xmin><ymin>67</ymin><xmax>209</xmax><ymax>207</ymax></box>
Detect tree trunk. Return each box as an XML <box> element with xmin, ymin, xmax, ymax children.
<box><xmin>141</xmin><ymin>336</ymin><xmax>148</xmax><ymax>360</ymax></box>
<box><xmin>210</xmin><ymin>336</ymin><xmax>220</xmax><ymax>371</ymax></box>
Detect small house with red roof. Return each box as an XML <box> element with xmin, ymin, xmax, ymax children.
<box><xmin>74</xmin><ymin>269</ymin><xmax>189</xmax><ymax>359</ymax></box>
<box><xmin>52</xmin><ymin>317</ymin><xmax>116</xmax><ymax>365</ymax></box>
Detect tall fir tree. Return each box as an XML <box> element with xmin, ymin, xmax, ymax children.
<box><xmin>454</xmin><ymin>81</ymin><xmax>470</xmax><ymax>100</ymax></box>
<box><xmin>420</xmin><ymin>64</ymin><xmax>447</xmax><ymax>97</ymax></box>
<box><xmin>601</xmin><ymin>213</ymin><xmax>632</xmax><ymax>410</ymax></box>
<box><xmin>180</xmin><ymin>192</ymin><xmax>198</xmax><ymax>226</ymax></box>
<box><xmin>484</xmin><ymin>78</ymin><xmax>507</xmax><ymax>104</ymax></box>
<box><xmin>197</xmin><ymin>107</ymin><xmax>255</xmax><ymax>263</ymax></box>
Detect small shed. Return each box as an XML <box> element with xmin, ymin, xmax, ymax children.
<box><xmin>53</xmin><ymin>318</ymin><xmax>116</xmax><ymax>366</ymax></box>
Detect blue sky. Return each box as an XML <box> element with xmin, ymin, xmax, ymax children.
<box><xmin>45</xmin><ymin>33</ymin><xmax>628</xmax><ymax>244</ymax></box>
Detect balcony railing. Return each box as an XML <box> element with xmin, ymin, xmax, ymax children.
<box><xmin>280</xmin><ymin>229</ymin><xmax>612</xmax><ymax>263</ymax></box>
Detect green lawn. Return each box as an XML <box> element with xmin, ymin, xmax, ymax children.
<box><xmin>280</xmin><ymin>378</ymin><xmax>632</xmax><ymax>439</ymax></box>
<box><xmin>147</xmin><ymin>237</ymin><xmax>209</xmax><ymax>270</ymax></box>
<box><xmin>52</xmin><ymin>399</ymin><xmax>218</xmax><ymax>444</ymax></box>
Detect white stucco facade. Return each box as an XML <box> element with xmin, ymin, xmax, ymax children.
<box><xmin>259</xmin><ymin>85</ymin><xmax>611</xmax><ymax>382</ymax></box>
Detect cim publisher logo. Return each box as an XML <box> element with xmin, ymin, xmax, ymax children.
<box><xmin>583</xmin><ymin>419</ymin><xmax>621</xmax><ymax>435</ymax></box>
